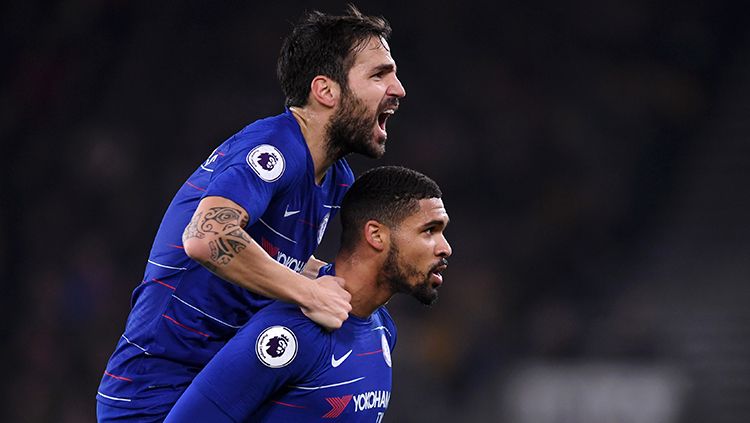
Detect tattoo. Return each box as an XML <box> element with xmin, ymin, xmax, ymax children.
<box><xmin>185</xmin><ymin>206</ymin><xmax>252</xmax><ymax>269</ymax></box>
<box><xmin>202</xmin><ymin>261</ymin><xmax>218</xmax><ymax>273</ymax></box>
<box><xmin>205</xmin><ymin>207</ymin><xmax>246</xmax><ymax>228</ymax></box>
<box><xmin>209</xmin><ymin>239</ymin><xmax>235</xmax><ymax>265</ymax></box>
<box><xmin>226</xmin><ymin>228</ymin><xmax>251</xmax><ymax>242</ymax></box>
<box><xmin>183</xmin><ymin>211</ymin><xmax>205</xmax><ymax>240</ymax></box>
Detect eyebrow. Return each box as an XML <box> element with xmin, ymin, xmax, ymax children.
<box><xmin>372</xmin><ymin>63</ymin><xmax>396</xmax><ymax>74</ymax></box>
<box><xmin>422</xmin><ymin>217</ymin><xmax>449</xmax><ymax>229</ymax></box>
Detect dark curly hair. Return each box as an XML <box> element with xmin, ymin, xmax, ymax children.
<box><xmin>340</xmin><ymin>166</ymin><xmax>442</xmax><ymax>251</ymax></box>
<box><xmin>277</xmin><ymin>4</ymin><xmax>392</xmax><ymax>107</ymax></box>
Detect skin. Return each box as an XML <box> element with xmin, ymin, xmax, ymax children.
<box><xmin>293</xmin><ymin>36</ymin><xmax>406</xmax><ymax>183</ymax></box>
<box><xmin>334</xmin><ymin>198</ymin><xmax>452</xmax><ymax>318</ymax></box>
<box><xmin>338</xmin><ymin>36</ymin><xmax>406</xmax><ymax>158</ymax></box>
<box><xmin>183</xmin><ymin>196</ymin><xmax>350</xmax><ymax>327</ymax></box>
<box><xmin>183</xmin><ymin>36</ymin><xmax>406</xmax><ymax>330</ymax></box>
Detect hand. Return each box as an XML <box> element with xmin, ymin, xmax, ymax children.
<box><xmin>300</xmin><ymin>276</ymin><xmax>352</xmax><ymax>330</ymax></box>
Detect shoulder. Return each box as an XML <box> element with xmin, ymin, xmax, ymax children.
<box><xmin>244</xmin><ymin>302</ymin><xmax>331</xmax><ymax>363</ymax></box>
<box><xmin>238</xmin><ymin>112</ymin><xmax>307</xmax><ymax>162</ymax></box>
<box><xmin>332</xmin><ymin>157</ymin><xmax>355</xmax><ymax>184</ymax></box>
<box><xmin>216</xmin><ymin>112</ymin><xmax>308</xmax><ymax>182</ymax></box>
<box><xmin>372</xmin><ymin>306</ymin><xmax>397</xmax><ymax>346</ymax></box>
<box><xmin>252</xmin><ymin>302</ymin><xmax>325</xmax><ymax>334</ymax></box>
<box><xmin>373</xmin><ymin>307</ymin><xmax>396</xmax><ymax>330</ymax></box>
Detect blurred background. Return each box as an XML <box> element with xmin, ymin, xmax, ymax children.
<box><xmin>3</xmin><ymin>1</ymin><xmax>750</xmax><ymax>422</ymax></box>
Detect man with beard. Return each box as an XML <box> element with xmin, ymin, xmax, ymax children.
<box><xmin>165</xmin><ymin>166</ymin><xmax>451</xmax><ymax>422</ymax></box>
<box><xmin>97</xmin><ymin>6</ymin><xmax>405</xmax><ymax>422</ymax></box>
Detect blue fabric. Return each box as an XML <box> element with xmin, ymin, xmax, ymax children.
<box><xmin>96</xmin><ymin>401</ymin><xmax>171</xmax><ymax>423</ymax></box>
<box><xmin>165</xmin><ymin>298</ymin><xmax>398</xmax><ymax>422</ymax></box>
<box><xmin>96</xmin><ymin>109</ymin><xmax>354</xmax><ymax>419</ymax></box>
<box><xmin>161</xmin><ymin>388</ymin><xmax>234</xmax><ymax>423</ymax></box>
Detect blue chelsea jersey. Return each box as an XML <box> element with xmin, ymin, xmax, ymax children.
<box><xmin>165</xmin><ymin>265</ymin><xmax>398</xmax><ymax>422</ymax></box>
<box><xmin>97</xmin><ymin>109</ymin><xmax>354</xmax><ymax>410</ymax></box>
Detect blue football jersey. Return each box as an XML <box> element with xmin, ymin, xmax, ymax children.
<box><xmin>97</xmin><ymin>109</ymin><xmax>354</xmax><ymax>411</ymax></box>
<box><xmin>165</xmin><ymin>269</ymin><xmax>397</xmax><ymax>422</ymax></box>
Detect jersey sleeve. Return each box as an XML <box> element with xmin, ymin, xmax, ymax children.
<box><xmin>163</xmin><ymin>388</ymin><xmax>234</xmax><ymax>423</ymax></box>
<box><xmin>202</xmin><ymin>133</ymin><xmax>306</xmax><ymax>226</ymax></box>
<box><xmin>165</xmin><ymin>304</ymin><xmax>328</xmax><ymax>422</ymax></box>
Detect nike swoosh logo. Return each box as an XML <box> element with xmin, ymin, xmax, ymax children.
<box><xmin>331</xmin><ymin>350</ymin><xmax>353</xmax><ymax>368</ymax></box>
<box><xmin>284</xmin><ymin>205</ymin><xmax>301</xmax><ymax>218</ymax></box>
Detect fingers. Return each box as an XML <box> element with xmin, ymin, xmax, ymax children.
<box><xmin>300</xmin><ymin>276</ymin><xmax>351</xmax><ymax>330</ymax></box>
<box><xmin>301</xmin><ymin>309</ymin><xmax>346</xmax><ymax>330</ymax></box>
<box><xmin>300</xmin><ymin>306</ymin><xmax>350</xmax><ymax>330</ymax></box>
<box><xmin>333</xmin><ymin>276</ymin><xmax>346</xmax><ymax>288</ymax></box>
<box><xmin>326</xmin><ymin>276</ymin><xmax>351</xmax><ymax>300</ymax></box>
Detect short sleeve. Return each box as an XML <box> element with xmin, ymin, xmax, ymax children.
<box><xmin>203</xmin><ymin>141</ymin><xmax>305</xmax><ymax>226</ymax></box>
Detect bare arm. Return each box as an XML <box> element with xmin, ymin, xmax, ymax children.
<box><xmin>182</xmin><ymin>196</ymin><xmax>351</xmax><ymax>329</ymax></box>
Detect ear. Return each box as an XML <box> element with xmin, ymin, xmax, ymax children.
<box><xmin>364</xmin><ymin>220</ymin><xmax>389</xmax><ymax>252</ymax></box>
<box><xmin>309</xmin><ymin>76</ymin><xmax>340</xmax><ymax>108</ymax></box>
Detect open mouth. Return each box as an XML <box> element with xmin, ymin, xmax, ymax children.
<box><xmin>377</xmin><ymin>109</ymin><xmax>394</xmax><ymax>132</ymax></box>
<box><xmin>430</xmin><ymin>262</ymin><xmax>448</xmax><ymax>287</ymax></box>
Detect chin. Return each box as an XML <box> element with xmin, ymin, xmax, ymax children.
<box><xmin>413</xmin><ymin>284</ymin><xmax>439</xmax><ymax>306</ymax></box>
<box><xmin>420</xmin><ymin>293</ymin><xmax>438</xmax><ymax>307</ymax></box>
<box><xmin>372</xmin><ymin>143</ymin><xmax>386</xmax><ymax>158</ymax></box>
<box><xmin>363</xmin><ymin>136</ymin><xmax>386</xmax><ymax>159</ymax></box>
<box><xmin>374</xmin><ymin>131</ymin><xmax>388</xmax><ymax>149</ymax></box>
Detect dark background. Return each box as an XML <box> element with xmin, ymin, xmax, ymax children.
<box><xmin>3</xmin><ymin>1</ymin><xmax>750</xmax><ymax>422</ymax></box>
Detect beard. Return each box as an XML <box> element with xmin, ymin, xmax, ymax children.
<box><xmin>381</xmin><ymin>241</ymin><xmax>441</xmax><ymax>306</ymax></box>
<box><xmin>325</xmin><ymin>89</ymin><xmax>390</xmax><ymax>160</ymax></box>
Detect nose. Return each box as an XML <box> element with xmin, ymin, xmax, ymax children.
<box><xmin>388</xmin><ymin>75</ymin><xmax>406</xmax><ymax>98</ymax></box>
<box><xmin>437</xmin><ymin>235</ymin><xmax>452</xmax><ymax>258</ymax></box>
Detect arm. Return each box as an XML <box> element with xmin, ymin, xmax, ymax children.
<box><xmin>163</xmin><ymin>389</ymin><xmax>234</xmax><ymax>423</ymax></box>
<box><xmin>164</xmin><ymin>309</ymin><xmax>325</xmax><ymax>421</ymax></box>
<box><xmin>182</xmin><ymin>195</ymin><xmax>351</xmax><ymax>329</ymax></box>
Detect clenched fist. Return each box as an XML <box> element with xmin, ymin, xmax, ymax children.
<box><xmin>299</xmin><ymin>275</ymin><xmax>352</xmax><ymax>330</ymax></box>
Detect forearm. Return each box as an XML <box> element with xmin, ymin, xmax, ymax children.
<box><xmin>205</xmin><ymin>237</ymin><xmax>312</xmax><ymax>304</ymax></box>
<box><xmin>182</xmin><ymin>197</ymin><xmax>350</xmax><ymax>329</ymax></box>
<box><xmin>182</xmin><ymin>201</ymin><xmax>312</xmax><ymax>305</ymax></box>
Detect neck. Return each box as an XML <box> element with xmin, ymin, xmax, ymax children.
<box><xmin>289</xmin><ymin>106</ymin><xmax>336</xmax><ymax>184</ymax></box>
<box><xmin>333</xmin><ymin>251</ymin><xmax>393</xmax><ymax>318</ymax></box>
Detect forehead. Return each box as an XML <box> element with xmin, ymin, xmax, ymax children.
<box><xmin>350</xmin><ymin>36</ymin><xmax>395</xmax><ymax>69</ymax></box>
<box><xmin>402</xmin><ymin>198</ymin><xmax>449</xmax><ymax>227</ymax></box>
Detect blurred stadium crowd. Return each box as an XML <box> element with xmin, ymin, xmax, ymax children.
<box><xmin>3</xmin><ymin>1</ymin><xmax>749</xmax><ymax>422</ymax></box>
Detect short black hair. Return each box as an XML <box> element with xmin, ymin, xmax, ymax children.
<box><xmin>277</xmin><ymin>4</ymin><xmax>392</xmax><ymax>107</ymax></box>
<box><xmin>340</xmin><ymin>166</ymin><xmax>442</xmax><ymax>251</ymax></box>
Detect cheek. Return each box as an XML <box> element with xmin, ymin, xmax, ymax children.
<box><xmin>411</xmin><ymin>244</ymin><xmax>436</xmax><ymax>268</ymax></box>
<box><xmin>357</xmin><ymin>84</ymin><xmax>385</xmax><ymax>102</ymax></box>
<box><xmin>362</xmin><ymin>94</ymin><xmax>381</xmax><ymax>111</ymax></box>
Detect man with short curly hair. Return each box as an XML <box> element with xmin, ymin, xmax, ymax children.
<box><xmin>166</xmin><ymin>166</ymin><xmax>451</xmax><ymax>422</ymax></box>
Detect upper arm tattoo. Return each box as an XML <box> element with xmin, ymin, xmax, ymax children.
<box><xmin>183</xmin><ymin>206</ymin><xmax>252</xmax><ymax>268</ymax></box>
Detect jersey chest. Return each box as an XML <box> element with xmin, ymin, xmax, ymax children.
<box><xmin>264</xmin><ymin>326</ymin><xmax>393</xmax><ymax>421</ymax></box>
<box><xmin>248</xmin><ymin>184</ymin><xmax>336</xmax><ymax>273</ymax></box>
